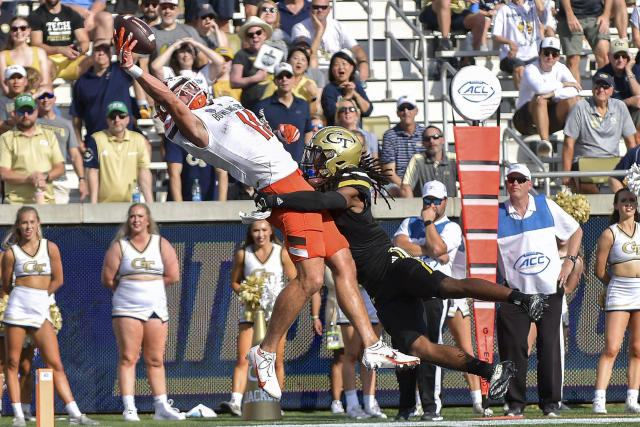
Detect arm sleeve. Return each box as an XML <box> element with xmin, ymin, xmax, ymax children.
<box><xmin>632</xmin><ymin>6</ymin><xmax>640</xmax><ymax>29</ymax></box>
<box><xmin>320</xmin><ymin>84</ymin><xmax>339</xmax><ymax>125</ymax></box>
<box><xmin>393</xmin><ymin>218</ymin><xmax>411</xmax><ymax>238</ymax></box>
<box><xmin>441</xmin><ymin>222</ymin><xmax>463</xmax><ymax>254</ymax></box>
<box><xmin>66</xmin><ymin>120</ymin><xmax>79</xmax><ymax>149</ymax></box>
<box><xmin>275</xmin><ymin>190</ymin><xmax>348</xmax><ymax>211</ymax></box>
<box><xmin>491</xmin><ymin>7</ymin><xmax>506</xmax><ymax>37</ymax></box>
<box><xmin>620</xmin><ymin>101</ymin><xmax>638</xmax><ymax>137</ymax></box>
<box><xmin>137</xmin><ymin>137</ymin><xmax>151</xmax><ymax>168</ymax></box>
<box><xmin>563</xmin><ymin>101</ymin><xmax>582</xmax><ymax>138</ymax></box>
<box><xmin>0</xmin><ymin>134</ymin><xmax>12</xmax><ymax>169</ymax></box>
<box><xmin>356</xmin><ymin>83</ymin><xmax>373</xmax><ymax>117</ymax></box>
<box><xmin>83</xmin><ymin>135</ymin><xmax>100</xmax><ymax>168</ymax></box>
<box><xmin>546</xmin><ymin>199</ymin><xmax>580</xmax><ymax>240</ymax></box>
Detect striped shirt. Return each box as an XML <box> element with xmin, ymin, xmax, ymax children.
<box><xmin>381</xmin><ymin>123</ymin><xmax>426</xmax><ymax>180</ymax></box>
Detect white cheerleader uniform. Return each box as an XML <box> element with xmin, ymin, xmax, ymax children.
<box><xmin>240</xmin><ymin>244</ymin><xmax>286</xmax><ymax>323</ymax></box>
<box><xmin>112</xmin><ymin>234</ymin><xmax>168</xmax><ymax>321</ymax></box>
<box><xmin>4</xmin><ymin>240</ymin><xmax>53</xmax><ymax>328</ymax></box>
<box><xmin>605</xmin><ymin>223</ymin><xmax>640</xmax><ymax>311</ymax></box>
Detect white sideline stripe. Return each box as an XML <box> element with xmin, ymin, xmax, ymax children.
<box><xmin>459</xmin><ymin>165</ymin><xmax>500</xmax><ymax>172</ymax></box>
<box><xmin>470</xmin><ymin>268</ymin><xmax>496</xmax><ymax>274</ymax></box>
<box><xmin>466</xmin><ymin>234</ymin><xmax>498</xmax><ymax>240</ymax></box>
<box><xmin>463</xmin><ymin>200</ymin><xmax>499</xmax><ymax>206</ymax></box>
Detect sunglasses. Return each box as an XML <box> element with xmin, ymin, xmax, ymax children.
<box><xmin>423</xmin><ymin>134</ymin><xmax>442</xmax><ymax>141</ymax></box>
<box><xmin>37</xmin><ymin>92</ymin><xmax>54</xmax><ymax>100</ymax></box>
<box><xmin>246</xmin><ymin>29</ymin><xmax>263</xmax><ymax>38</ymax></box>
<box><xmin>311</xmin><ymin>123</ymin><xmax>324</xmax><ymax>129</ymax></box>
<box><xmin>541</xmin><ymin>49</ymin><xmax>560</xmax><ymax>58</ymax></box>
<box><xmin>261</xmin><ymin>6</ymin><xmax>277</xmax><ymax>13</ymax></box>
<box><xmin>201</xmin><ymin>13</ymin><xmax>216</xmax><ymax>20</ymax></box>
<box><xmin>17</xmin><ymin>108</ymin><xmax>35</xmax><ymax>116</ymax></box>
<box><xmin>339</xmin><ymin>106</ymin><xmax>357</xmax><ymax>113</ymax></box>
<box><xmin>108</xmin><ymin>112</ymin><xmax>128</xmax><ymax>120</ymax></box>
<box><xmin>160</xmin><ymin>4</ymin><xmax>177</xmax><ymax>10</ymax></box>
<box><xmin>614</xmin><ymin>52</ymin><xmax>630</xmax><ymax>60</ymax></box>
<box><xmin>276</xmin><ymin>72</ymin><xmax>293</xmax><ymax>79</ymax></box>
<box><xmin>398</xmin><ymin>105</ymin><xmax>416</xmax><ymax>112</ymax></box>
<box><xmin>10</xmin><ymin>25</ymin><xmax>28</xmax><ymax>32</ymax></box>
<box><xmin>311</xmin><ymin>4</ymin><xmax>329</xmax><ymax>10</ymax></box>
<box><xmin>507</xmin><ymin>176</ymin><xmax>528</xmax><ymax>184</ymax></box>
<box><xmin>423</xmin><ymin>197</ymin><xmax>443</xmax><ymax>206</ymax></box>
<box><xmin>594</xmin><ymin>83</ymin><xmax>612</xmax><ymax>90</ymax></box>
<box><xmin>142</xmin><ymin>1</ymin><xmax>158</xmax><ymax>6</ymax></box>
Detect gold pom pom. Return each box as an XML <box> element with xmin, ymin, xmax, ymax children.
<box><xmin>552</xmin><ymin>190</ymin><xmax>591</xmax><ymax>224</ymax></box>
<box><xmin>49</xmin><ymin>303</ymin><xmax>63</xmax><ymax>334</ymax></box>
<box><xmin>0</xmin><ymin>294</ymin><xmax>8</xmax><ymax>334</ymax></box>
<box><xmin>238</xmin><ymin>273</ymin><xmax>265</xmax><ymax>313</ymax></box>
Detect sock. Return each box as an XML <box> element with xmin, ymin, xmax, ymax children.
<box><xmin>21</xmin><ymin>403</ymin><xmax>31</xmax><ymax>414</ymax></box>
<box><xmin>12</xmin><ymin>403</ymin><xmax>24</xmax><ymax>419</ymax></box>
<box><xmin>471</xmin><ymin>389</ymin><xmax>482</xmax><ymax>405</ymax></box>
<box><xmin>366</xmin><ymin>340</ymin><xmax>383</xmax><ymax>350</ymax></box>
<box><xmin>594</xmin><ymin>389</ymin><xmax>606</xmax><ymax>400</ymax></box>
<box><xmin>122</xmin><ymin>395</ymin><xmax>136</xmax><ymax>410</ymax></box>
<box><xmin>508</xmin><ymin>290</ymin><xmax>526</xmax><ymax>304</ymax></box>
<box><xmin>153</xmin><ymin>394</ymin><xmax>168</xmax><ymax>407</ymax></box>
<box><xmin>65</xmin><ymin>401</ymin><xmax>81</xmax><ymax>418</ymax></box>
<box><xmin>231</xmin><ymin>392</ymin><xmax>243</xmax><ymax>405</ymax></box>
<box><xmin>363</xmin><ymin>395</ymin><xmax>374</xmax><ymax>411</ymax></box>
<box><xmin>627</xmin><ymin>389</ymin><xmax>638</xmax><ymax>403</ymax></box>
<box><xmin>465</xmin><ymin>358</ymin><xmax>494</xmax><ymax>380</ymax></box>
<box><xmin>415</xmin><ymin>390</ymin><xmax>421</xmax><ymax>406</ymax></box>
<box><xmin>345</xmin><ymin>389</ymin><xmax>359</xmax><ymax>410</ymax></box>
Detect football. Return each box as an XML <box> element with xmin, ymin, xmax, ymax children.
<box><xmin>114</xmin><ymin>14</ymin><xmax>156</xmax><ymax>55</ymax></box>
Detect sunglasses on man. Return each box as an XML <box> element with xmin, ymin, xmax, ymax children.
<box><xmin>37</xmin><ymin>93</ymin><xmax>54</xmax><ymax>100</ymax></box>
<box><xmin>423</xmin><ymin>134</ymin><xmax>442</xmax><ymax>141</ymax></box>
<box><xmin>614</xmin><ymin>52</ymin><xmax>630</xmax><ymax>60</ymax></box>
<box><xmin>108</xmin><ymin>112</ymin><xmax>128</xmax><ymax>120</ymax></box>
<box><xmin>594</xmin><ymin>82</ymin><xmax>612</xmax><ymax>90</ymax></box>
<box><xmin>10</xmin><ymin>25</ymin><xmax>28</xmax><ymax>32</ymax></box>
<box><xmin>311</xmin><ymin>5</ymin><xmax>329</xmax><ymax>10</ymax></box>
<box><xmin>17</xmin><ymin>108</ymin><xmax>35</xmax><ymax>116</ymax></box>
<box><xmin>246</xmin><ymin>29</ymin><xmax>263</xmax><ymax>38</ymax></box>
<box><xmin>397</xmin><ymin>105</ymin><xmax>416</xmax><ymax>112</ymax></box>
<box><xmin>423</xmin><ymin>197</ymin><xmax>443</xmax><ymax>206</ymax></box>
<box><xmin>541</xmin><ymin>48</ymin><xmax>559</xmax><ymax>58</ymax></box>
<box><xmin>507</xmin><ymin>176</ymin><xmax>528</xmax><ymax>184</ymax></box>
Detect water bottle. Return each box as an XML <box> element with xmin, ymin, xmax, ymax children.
<box><xmin>131</xmin><ymin>179</ymin><xmax>141</xmax><ymax>203</ymax></box>
<box><xmin>191</xmin><ymin>178</ymin><xmax>202</xmax><ymax>202</ymax></box>
<box><xmin>327</xmin><ymin>322</ymin><xmax>340</xmax><ymax>350</ymax></box>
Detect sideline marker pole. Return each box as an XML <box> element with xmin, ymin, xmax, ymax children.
<box><xmin>36</xmin><ymin>368</ymin><xmax>54</xmax><ymax>427</ymax></box>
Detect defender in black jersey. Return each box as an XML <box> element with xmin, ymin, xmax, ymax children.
<box><xmin>253</xmin><ymin>126</ymin><xmax>549</xmax><ymax>400</ymax></box>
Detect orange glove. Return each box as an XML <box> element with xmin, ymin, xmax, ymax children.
<box><xmin>113</xmin><ymin>27</ymin><xmax>141</xmax><ymax>78</ymax></box>
<box><xmin>275</xmin><ymin>123</ymin><xmax>301</xmax><ymax>145</ymax></box>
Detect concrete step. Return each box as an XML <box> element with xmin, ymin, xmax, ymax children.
<box><xmin>333</xmin><ymin>0</ymin><xmax>418</xmax><ymax>21</ymax></box>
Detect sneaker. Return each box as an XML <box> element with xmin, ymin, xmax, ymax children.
<box><xmin>626</xmin><ymin>400</ymin><xmax>640</xmax><ymax>413</ymax></box>
<box><xmin>395</xmin><ymin>410</ymin><xmax>411</xmax><ymax>421</ymax></box>
<box><xmin>330</xmin><ymin>400</ymin><xmax>344</xmax><ymax>414</ymax></box>
<box><xmin>364</xmin><ymin>403</ymin><xmax>387</xmax><ymax>419</ymax></box>
<box><xmin>69</xmin><ymin>414</ymin><xmax>100</xmax><ymax>425</ymax></box>
<box><xmin>513</xmin><ymin>293</ymin><xmax>547</xmax><ymax>322</ymax></box>
<box><xmin>421</xmin><ymin>412</ymin><xmax>443</xmax><ymax>421</ymax></box>
<box><xmin>23</xmin><ymin>411</ymin><xmax>35</xmax><ymax>422</ymax></box>
<box><xmin>437</xmin><ymin>37</ymin><xmax>453</xmax><ymax>52</ymax></box>
<box><xmin>505</xmin><ymin>407</ymin><xmax>524</xmax><ymax>417</ymax></box>
<box><xmin>488</xmin><ymin>361</ymin><xmax>516</xmax><ymax>399</ymax></box>
<box><xmin>544</xmin><ymin>411</ymin><xmax>560</xmax><ymax>417</ymax></box>
<box><xmin>537</xmin><ymin>140</ymin><xmax>552</xmax><ymax>158</ymax></box>
<box><xmin>593</xmin><ymin>397</ymin><xmax>607</xmax><ymax>414</ymax></box>
<box><xmin>153</xmin><ymin>401</ymin><xmax>186</xmax><ymax>421</ymax></box>
<box><xmin>12</xmin><ymin>417</ymin><xmax>25</xmax><ymax>427</ymax></box>
<box><xmin>220</xmin><ymin>400</ymin><xmax>242</xmax><ymax>416</ymax></box>
<box><xmin>558</xmin><ymin>402</ymin><xmax>571</xmax><ymax>411</ymax></box>
<box><xmin>246</xmin><ymin>345</ymin><xmax>281</xmax><ymax>399</ymax></box>
<box><xmin>123</xmin><ymin>409</ymin><xmax>140</xmax><ymax>422</ymax></box>
<box><xmin>472</xmin><ymin>403</ymin><xmax>493</xmax><ymax>416</ymax></box>
<box><xmin>346</xmin><ymin>405</ymin><xmax>370</xmax><ymax>419</ymax></box>
<box><xmin>410</xmin><ymin>401</ymin><xmax>424</xmax><ymax>417</ymax></box>
<box><xmin>361</xmin><ymin>341</ymin><xmax>420</xmax><ymax>370</ymax></box>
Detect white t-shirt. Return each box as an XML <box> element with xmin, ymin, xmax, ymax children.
<box><xmin>291</xmin><ymin>16</ymin><xmax>357</xmax><ymax>69</ymax></box>
<box><xmin>491</xmin><ymin>1</ymin><xmax>542</xmax><ymax>61</ymax></box>
<box><xmin>631</xmin><ymin>6</ymin><xmax>640</xmax><ymax>30</ymax></box>
<box><xmin>516</xmin><ymin>59</ymin><xmax>579</xmax><ymax>109</ymax></box>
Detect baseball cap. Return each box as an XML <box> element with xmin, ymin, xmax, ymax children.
<box><xmin>610</xmin><ymin>38</ymin><xmax>630</xmax><ymax>55</ymax></box>
<box><xmin>159</xmin><ymin>0</ymin><xmax>178</xmax><ymax>4</ymax></box>
<box><xmin>506</xmin><ymin>164</ymin><xmax>531</xmax><ymax>180</ymax></box>
<box><xmin>397</xmin><ymin>95</ymin><xmax>417</xmax><ymax>109</ymax></box>
<box><xmin>292</xmin><ymin>35</ymin><xmax>312</xmax><ymax>47</ymax></box>
<box><xmin>274</xmin><ymin>62</ymin><xmax>293</xmax><ymax>77</ymax></box>
<box><xmin>5</xmin><ymin>65</ymin><xmax>26</xmax><ymax>80</ymax></box>
<box><xmin>14</xmin><ymin>94</ymin><xmax>36</xmax><ymax>111</ymax></box>
<box><xmin>540</xmin><ymin>37</ymin><xmax>561</xmax><ymax>52</ymax></box>
<box><xmin>593</xmin><ymin>71</ymin><xmax>614</xmax><ymax>87</ymax></box>
<box><xmin>422</xmin><ymin>180</ymin><xmax>447</xmax><ymax>199</ymax></box>
<box><xmin>199</xmin><ymin>3</ymin><xmax>217</xmax><ymax>18</ymax></box>
<box><xmin>106</xmin><ymin>101</ymin><xmax>129</xmax><ymax>117</ymax></box>
<box><xmin>215</xmin><ymin>47</ymin><xmax>234</xmax><ymax>60</ymax></box>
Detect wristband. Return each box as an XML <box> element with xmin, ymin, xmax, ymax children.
<box><xmin>78</xmin><ymin>177</ymin><xmax>85</xmax><ymax>181</ymax></box>
<box><xmin>628</xmin><ymin>74</ymin><xmax>636</xmax><ymax>79</ymax></box>
<box><xmin>44</xmin><ymin>172</ymin><xmax>50</xmax><ymax>182</ymax></box>
<box><xmin>125</xmin><ymin>64</ymin><xmax>143</xmax><ymax>79</ymax></box>
<box><xmin>565</xmin><ymin>255</ymin><xmax>577</xmax><ymax>264</ymax></box>
<box><xmin>311</xmin><ymin>315</ymin><xmax>319</xmax><ymax>319</ymax></box>
<box><xmin>423</xmin><ymin>220</ymin><xmax>433</xmax><ymax>227</ymax></box>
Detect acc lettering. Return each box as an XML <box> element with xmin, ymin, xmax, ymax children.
<box><xmin>462</xmin><ymin>85</ymin><xmax>488</xmax><ymax>94</ymax></box>
<box><xmin>131</xmin><ymin>258</ymin><xmax>155</xmax><ymax>270</ymax></box>
<box><xmin>521</xmin><ymin>256</ymin><xmax>545</xmax><ymax>267</ymax></box>
<box><xmin>514</xmin><ymin>252</ymin><xmax>550</xmax><ymax>275</ymax></box>
<box><xmin>622</xmin><ymin>241</ymin><xmax>640</xmax><ymax>255</ymax></box>
<box><xmin>23</xmin><ymin>261</ymin><xmax>46</xmax><ymax>274</ymax></box>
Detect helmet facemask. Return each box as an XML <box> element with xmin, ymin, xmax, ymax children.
<box><xmin>156</xmin><ymin>76</ymin><xmax>209</xmax><ymax>121</ymax></box>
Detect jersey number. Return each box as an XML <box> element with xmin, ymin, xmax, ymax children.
<box><xmin>236</xmin><ymin>109</ymin><xmax>274</xmax><ymax>140</ymax></box>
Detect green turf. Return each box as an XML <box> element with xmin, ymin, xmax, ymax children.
<box><xmin>4</xmin><ymin>403</ymin><xmax>640</xmax><ymax>426</ymax></box>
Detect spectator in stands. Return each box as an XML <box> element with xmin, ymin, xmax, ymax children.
<box><xmin>419</xmin><ymin>0</ymin><xmax>487</xmax><ymax>51</ymax></box>
<box><xmin>0</xmin><ymin>64</ymin><xmax>28</xmax><ymax>134</ymax></box>
<box><xmin>61</xmin><ymin>0</ymin><xmax>112</xmax><ymax>43</ymax></box>
<box><xmin>401</xmin><ymin>126</ymin><xmax>457</xmax><ymax>198</ymax></box>
<box><xmin>596</xmin><ymin>39</ymin><xmax>640</xmax><ymax>145</ymax></box>
<box><xmin>556</xmin><ymin>0</ymin><xmax>610</xmax><ymax>84</ymax></box>
<box><xmin>278</xmin><ymin>0</ymin><xmax>310</xmax><ymax>38</ymax></box>
<box><xmin>84</xmin><ymin>101</ymin><xmax>153</xmax><ymax>203</ymax></box>
<box><xmin>139</xmin><ymin>0</ymin><xmax>161</xmax><ymax>27</ymax></box>
<box><xmin>311</xmin><ymin>112</ymin><xmax>326</xmax><ymax>134</ymax></box>
<box><xmin>0</xmin><ymin>17</ymin><xmax>52</xmax><ymax>95</ymax></box>
<box><xmin>150</xmin><ymin>38</ymin><xmax>224</xmax><ymax>96</ymax></box>
<box><xmin>542</xmin><ymin>0</ymin><xmax>557</xmax><ymax>36</ymax></box>
<box><xmin>254</xmin><ymin>62</ymin><xmax>312</xmax><ymax>163</ymax></box>
<box><xmin>562</xmin><ymin>71</ymin><xmax>637</xmax><ymax>193</ymax></box>
<box><xmin>381</xmin><ymin>95</ymin><xmax>426</xmax><ymax>197</ymax></box>
<box><xmin>0</xmin><ymin>95</ymin><xmax>64</xmax><ymax>204</ymax></box>
<box><xmin>71</xmin><ymin>42</ymin><xmax>141</xmax><ymax>151</ymax></box>
<box><xmin>291</xmin><ymin>0</ymin><xmax>370</xmax><ymax>81</ymax></box>
<box><xmin>0</xmin><ymin>0</ymin><xmax>15</xmax><ymax>49</ymax></box>
<box><xmin>212</xmin><ymin>47</ymin><xmax>242</xmax><ymax>100</ymax></box>
<box><xmin>193</xmin><ymin>3</ymin><xmax>228</xmax><ymax>51</ymax></box>
<box><xmin>491</xmin><ymin>0</ymin><xmax>545</xmax><ymax>89</ymax></box>
<box><xmin>28</xmin><ymin>0</ymin><xmax>91</xmax><ymax>81</ymax></box>
<box><xmin>335</xmin><ymin>98</ymin><xmax>378</xmax><ymax>158</ymax></box>
<box><xmin>321</xmin><ymin>50</ymin><xmax>372</xmax><ymax>126</ymax></box>
<box><xmin>104</xmin><ymin>0</ymin><xmax>139</xmax><ymax>15</ymax></box>
<box><xmin>184</xmin><ymin>0</ymin><xmax>234</xmax><ymax>33</ymax></box>
<box><xmin>611</xmin><ymin>0</ymin><xmax>628</xmax><ymax>46</ymax></box>
<box><xmin>291</xmin><ymin>35</ymin><xmax>327</xmax><ymax>89</ymax></box>
<box><xmin>260</xmin><ymin>0</ymin><xmax>291</xmax><ymax>46</ymax></box>
<box><xmin>231</xmin><ymin>16</ymin><xmax>273</xmax><ymax>111</ymax></box>
<box><xmin>609</xmin><ymin>145</ymin><xmax>640</xmax><ymax>192</ymax></box>
<box><xmin>35</xmin><ymin>85</ymin><xmax>87</xmax><ymax>203</ymax></box>
<box><xmin>631</xmin><ymin>5</ymin><xmax>640</xmax><ymax>51</ymax></box>
<box><xmin>513</xmin><ymin>37</ymin><xmax>581</xmax><ymax>157</ymax></box>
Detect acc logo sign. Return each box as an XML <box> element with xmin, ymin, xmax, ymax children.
<box><xmin>457</xmin><ymin>81</ymin><xmax>495</xmax><ymax>103</ymax></box>
<box><xmin>513</xmin><ymin>252</ymin><xmax>550</xmax><ymax>275</ymax></box>
<box><xmin>450</xmin><ymin>65</ymin><xmax>502</xmax><ymax>121</ymax></box>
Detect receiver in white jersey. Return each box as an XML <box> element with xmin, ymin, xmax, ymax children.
<box><xmin>165</xmin><ymin>96</ymin><xmax>299</xmax><ymax>189</ymax></box>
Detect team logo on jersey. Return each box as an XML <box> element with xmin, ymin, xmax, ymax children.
<box><xmin>513</xmin><ymin>252</ymin><xmax>550</xmax><ymax>275</ymax></box>
<box><xmin>622</xmin><ymin>241</ymin><xmax>640</xmax><ymax>255</ymax></box>
<box><xmin>23</xmin><ymin>261</ymin><xmax>46</xmax><ymax>274</ymax></box>
<box><xmin>132</xmin><ymin>258</ymin><xmax>155</xmax><ymax>270</ymax></box>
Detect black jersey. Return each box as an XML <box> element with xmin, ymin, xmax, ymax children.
<box><xmin>329</xmin><ymin>167</ymin><xmax>392</xmax><ymax>295</ymax></box>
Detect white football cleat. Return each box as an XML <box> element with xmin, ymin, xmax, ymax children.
<box><xmin>246</xmin><ymin>345</ymin><xmax>281</xmax><ymax>399</ymax></box>
<box><xmin>362</xmin><ymin>340</ymin><xmax>420</xmax><ymax>370</ymax></box>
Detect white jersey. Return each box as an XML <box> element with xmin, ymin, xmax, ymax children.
<box><xmin>118</xmin><ymin>234</ymin><xmax>164</xmax><ymax>277</ymax></box>
<box><xmin>491</xmin><ymin>1</ymin><xmax>542</xmax><ymax>61</ymax></box>
<box><xmin>243</xmin><ymin>244</ymin><xmax>286</xmax><ymax>292</ymax></box>
<box><xmin>166</xmin><ymin>96</ymin><xmax>298</xmax><ymax>189</ymax></box>
<box><xmin>607</xmin><ymin>222</ymin><xmax>640</xmax><ymax>265</ymax></box>
<box><xmin>12</xmin><ymin>239</ymin><xmax>52</xmax><ymax>277</ymax></box>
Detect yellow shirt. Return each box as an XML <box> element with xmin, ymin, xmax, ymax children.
<box><xmin>423</xmin><ymin>0</ymin><xmax>467</xmax><ymax>14</ymax></box>
<box><xmin>89</xmin><ymin>129</ymin><xmax>150</xmax><ymax>203</ymax></box>
<box><xmin>0</xmin><ymin>125</ymin><xmax>64</xmax><ymax>204</ymax></box>
<box><xmin>260</xmin><ymin>75</ymin><xmax>319</xmax><ymax>105</ymax></box>
<box><xmin>212</xmin><ymin>79</ymin><xmax>242</xmax><ymax>101</ymax></box>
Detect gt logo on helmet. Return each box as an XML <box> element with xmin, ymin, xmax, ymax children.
<box><xmin>326</xmin><ymin>130</ymin><xmax>355</xmax><ymax>148</ymax></box>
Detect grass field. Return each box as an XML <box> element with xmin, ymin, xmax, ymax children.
<box><xmin>6</xmin><ymin>403</ymin><xmax>640</xmax><ymax>426</ymax></box>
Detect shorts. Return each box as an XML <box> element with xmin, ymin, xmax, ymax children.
<box><xmin>4</xmin><ymin>286</ymin><xmax>52</xmax><ymax>329</ymax></box>
<box><xmin>447</xmin><ymin>297</ymin><xmax>470</xmax><ymax>318</ymax></box>
<box><xmin>337</xmin><ymin>287</ymin><xmax>378</xmax><ymax>324</ymax></box>
<box><xmin>605</xmin><ymin>275</ymin><xmax>640</xmax><ymax>311</ymax></box>
<box><xmin>557</xmin><ymin>16</ymin><xmax>610</xmax><ymax>56</ymax></box>
<box><xmin>49</xmin><ymin>53</ymin><xmax>86</xmax><ymax>80</ymax></box>
<box><xmin>263</xmin><ymin>169</ymin><xmax>349</xmax><ymax>262</ymax></box>
<box><xmin>419</xmin><ymin>5</ymin><xmax>471</xmax><ymax>31</ymax></box>
<box><xmin>500</xmin><ymin>56</ymin><xmax>536</xmax><ymax>74</ymax></box>
<box><xmin>513</xmin><ymin>100</ymin><xmax>565</xmax><ymax>136</ymax></box>
<box><xmin>373</xmin><ymin>247</ymin><xmax>448</xmax><ymax>351</ymax></box>
<box><xmin>53</xmin><ymin>179</ymin><xmax>70</xmax><ymax>204</ymax></box>
<box><xmin>112</xmin><ymin>278</ymin><xmax>169</xmax><ymax>321</ymax></box>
